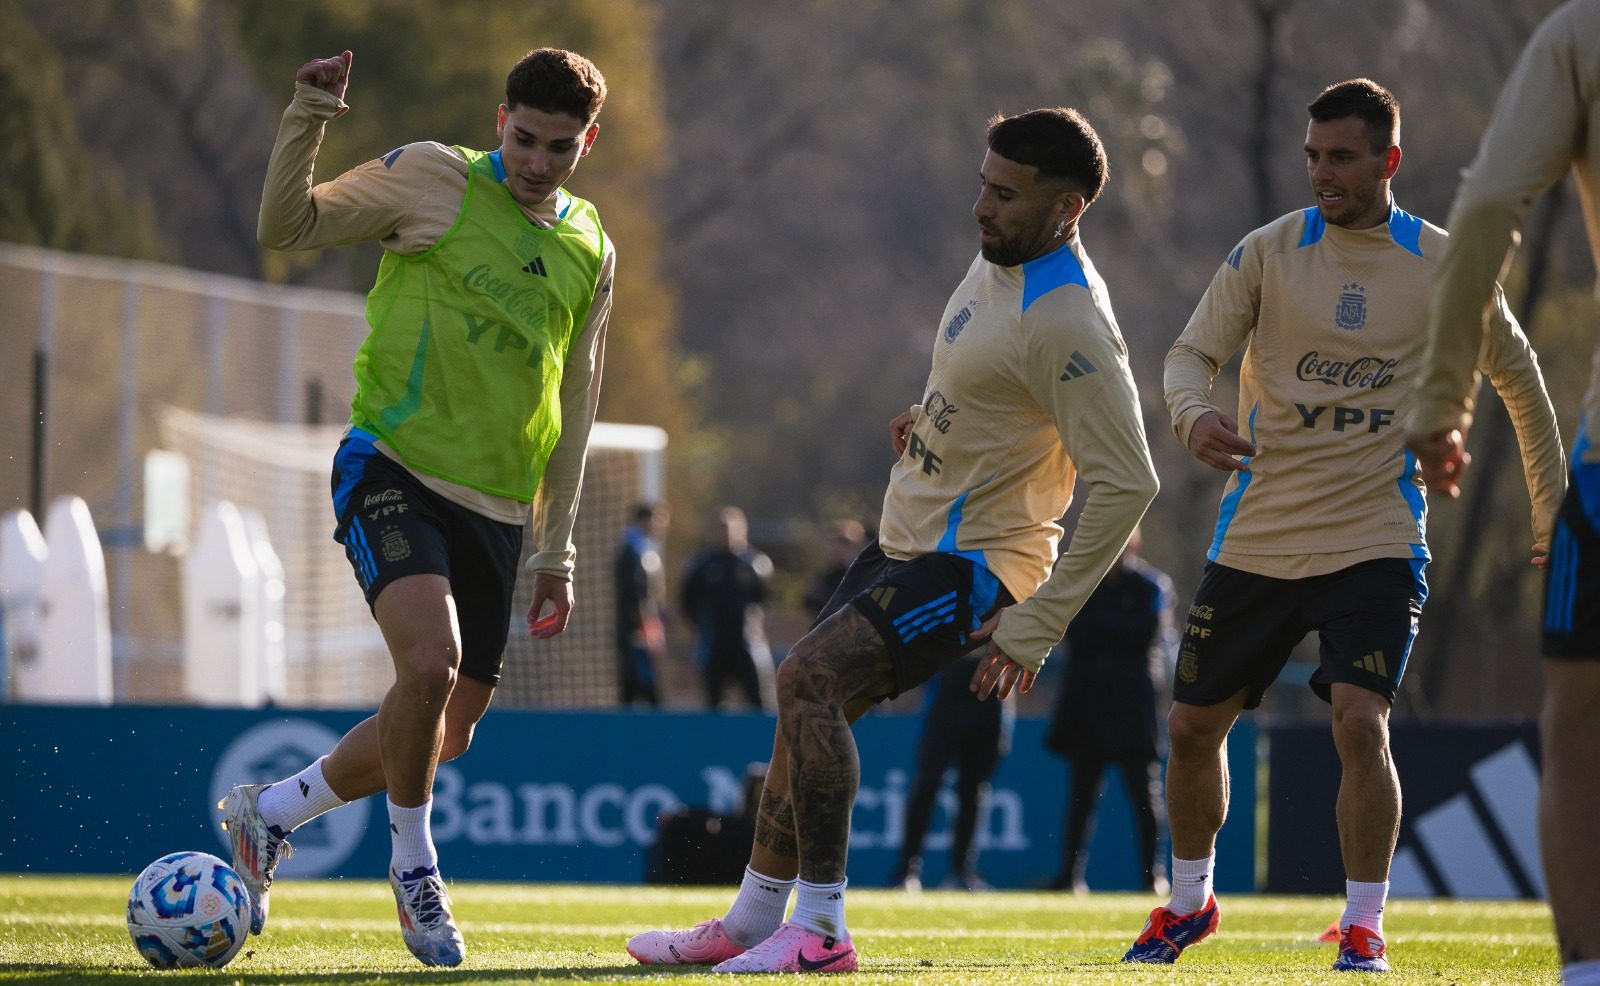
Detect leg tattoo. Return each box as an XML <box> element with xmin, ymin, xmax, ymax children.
<box><xmin>779</xmin><ymin>608</ymin><xmax>896</xmax><ymax>884</ymax></box>
<box><xmin>754</xmin><ymin>788</ymin><xmax>798</xmax><ymax>861</ymax></box>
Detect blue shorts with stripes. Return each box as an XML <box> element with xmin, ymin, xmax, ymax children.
<box><xmin>1542</xmin><ymin>462</ymin><xmax>1600</xmax><ymax>660</ymax></box>
<box><xmin>330</xmin><ymin>430</ymin><xmax>523</xmax><ymax>686</ymax></box>
<box><xmin>819</xmin><ymin>538</ymin><xmax>1013</xmax><ymax>699</ymax></box>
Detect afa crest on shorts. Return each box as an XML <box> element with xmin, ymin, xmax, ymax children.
<box><xmin>1335</xmin><ymin>282</ymin><xmax>1367</xmax><ymax>331</ymax></box>
<box><xmin>1177</xmin><ymin>643</ymin><xmax>1199</xmax><ymax>684</ymax></box>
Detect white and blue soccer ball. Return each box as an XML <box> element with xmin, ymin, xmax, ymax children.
<box><xmin>126</xmin><ymin>851</ymin><xmax>251</xmax><ymax>969</ymax></box>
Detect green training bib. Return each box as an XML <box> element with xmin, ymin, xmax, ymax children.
<box><xmin>351</xmin><ymin>147</ymin><xmax>605</xmax><ymax>500</ymax></box>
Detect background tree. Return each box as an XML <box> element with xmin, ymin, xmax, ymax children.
<box><xmin>0</xmin><ymin>0</ymin><xmax>164</xmax><ymax>259</ymax></box>
<box><xmin>224</xmin><ymin>1</ymin><xmax>697</xmax><ymax>465</ymax></box>
<box><xmin>6</xmin><ymin>0</ymin><xmax>1594</xmax><ymax>717</ymax></box>
<box><xmin>15</xmin><ymin>0</ymin><xmax>271</xmax><ymax>276</ymax></box>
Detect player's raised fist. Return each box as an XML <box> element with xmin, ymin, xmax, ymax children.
<box><xmin>296</xmin><ymin>50</ymin><xmax>353</xmax><ymax>100</ymax></box>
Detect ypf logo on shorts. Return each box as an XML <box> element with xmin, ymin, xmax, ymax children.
<box><xmin>210</xmin><ymin>719</ymin><xmax>370</xmax><ymax>877</ymax></box>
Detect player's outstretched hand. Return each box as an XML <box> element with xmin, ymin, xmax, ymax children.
<box><xmin>527</xmin><ymin>571</ymin><xmax>574</xmax><ymax>638</ymax></box>
<box><xmin>297</xmin><ymin>50</ymin><xmax>353</xmax><ymax>100</ymax></box>
<box><xmin>968</xmin><ymin>613</ymin><xmax>1035</xmax><ymax>701</ymax></box>
<box><xmin>1404</xmin><ymin>428</ymin><xmax>1470</xmax><ymax>500</ymax></box>
<box><xmin>1188</xmin><ymin>410</ymin><xmax>1255</xmax><ymax>472</ymax></box>
<box><xmin>889</xmin><ymin>408</ymin><xmax>916</xmax><ymax>457</ymax></box>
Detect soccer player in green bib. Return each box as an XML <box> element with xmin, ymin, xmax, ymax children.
<box><xmin>217</xmin><ymin>47</ymin><xmax>613</xmax><ymax>967</ymax></box>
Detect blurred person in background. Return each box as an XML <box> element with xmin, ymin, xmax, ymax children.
<box><xmin>1129</xmin><ymin>79</ymin><xmax>1563</xmax><ymax>972</ymax></box>
<box><xmin>627</xmin><ymin>107</ymin><xmax>1157</xmax><ymax>974</ymax></box>
<box><xmin>1044</xmin><ymin>529</ymin><xmax>1173</xmax><ymax>895</ymax></box>
<box><xmin>1406</xmin><ymin>3</ymin><xmax>1600</xmax><ymax>981</ymax></box>
<box><xmin>616</xmin><ymin>502</ymin><xmax>669</xmax><ymax>707</ymax></box>
<box><xmin>804</xmin><ymin>519</ymin><xmax>868</xmax><ymax>619</ymax></box>
<box><xmin>681</xmin><ymin>506</ymin><xmax>776</xmax><ymax>711</ymax></box>
<box><xmin>886</xmin><ymin>653</ymin><xmax>1013</xmax><ymax>892</ymax></box>
<box><xmin>216</xmin><ymin>45</ymin><xmax>614</xmax><ymax>968</ymax></box>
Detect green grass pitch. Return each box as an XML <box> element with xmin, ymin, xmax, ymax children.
<box><xmin>1</xmin><ymin>876</ymin><xmax>1559</xmax><ymax>983</ymax></box>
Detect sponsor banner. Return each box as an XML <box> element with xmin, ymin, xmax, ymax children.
<box><xmin>1</xmin><ymin>705</ymin><xmax>1255</xmax><ymax>890</ymax></box>
<box><xmin>1265</xmin><ymin>721</ymin><xmax>1541</xmax><ymax>897</ymax></box>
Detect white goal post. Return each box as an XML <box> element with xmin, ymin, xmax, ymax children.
<box><xmin>158</xmin><ymin>408</ymin><xmax>665</xmax><ymax>708</ymax></box>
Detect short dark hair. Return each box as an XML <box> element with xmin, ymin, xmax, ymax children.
<box><xmin>506</xmin><ymin>48</ymin><xmax>607</xmax><ymax>124</ymax></box>
<box><xmin>631</xmin><ymin>503</ymin><xmax>660</xmax><ymax>524</ymax></box>
<box><xmin>986</xmin><ymin>108</ymin><xmax>1109</xmax><ymax>204</ymax></box>
<box><xmin>1307</xmin><ymin>78</ymin><xmax>1399</xmax><ymax>153</ymax></box>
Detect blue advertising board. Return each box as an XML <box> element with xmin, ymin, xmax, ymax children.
<box><xmin>1</xmin><ymin>705</ymin><xmax>1255</xmax><ymax>892</ymax></box>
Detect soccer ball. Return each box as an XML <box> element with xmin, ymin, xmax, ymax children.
<box><xmin>126</xmin><ymin>851</ymin><xmax>251</xmax><ymax>969</ymax></box>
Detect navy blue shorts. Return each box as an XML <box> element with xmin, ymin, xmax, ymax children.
<box><xmin>1543</xmin><ymin>457</ymin><xmax>1600</xmax><ymax>659</ymax></box>
<box><xmin>817</xmin><ymin>538</ymin><xmax>1014</xmax><ymax>699</ymax></box>
<box><xmin>330</xmin><ymin>430</ymin><xmax>522</xmax><ymax>686</ymax></box>
<box><xmin>1174</xmin><ymin>557</ymin><xmax>1427</xmax><ymax>709</ymax></box>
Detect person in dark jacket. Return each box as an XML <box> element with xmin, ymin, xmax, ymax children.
<box><xmin>681</xmin><ymin>506</ymin><xmax>775</xmax><ymax>711</ymax></box>
<box><xmin>888</xmin><ymin>654</ymin><xmax>1013</xmax><ymax>891</ymax></box>
<box><xmin>803</xmin><ymin>519</ymin><xmax>867</xmax><ymax>619</ymax></box>
<box><xmin>1045</xmin><ymin>529</ymin><xmax>1174</xmax><ymax>893</ymax></box>
<box><xmin>615</xmin><ymin>503</ymin><xmax>669</xmax><ymax>706</ymax></box>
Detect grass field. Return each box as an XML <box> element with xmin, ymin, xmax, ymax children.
<box><xmin>0</xmin><ymin>876</ymin><xmax>1559</xmax><ymax>984</ymax></box>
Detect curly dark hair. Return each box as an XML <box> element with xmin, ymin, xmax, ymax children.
<box><xmin>506</xmin><ymin>48</ymin><xmax>607</xmax><ymax>123</ymax></box>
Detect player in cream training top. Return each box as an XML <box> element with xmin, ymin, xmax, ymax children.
<box><xmin>215</xmin><ymin>48</ymin><xmax>615</xmax><ymax>968</ymax></box>
<box><xmin>878</xmin><ymin>203</ymin><xmax>1160</xmax><ymax>675</ymax></box>
<box><xmin>627</xmin><ymin>108</ymin><xmax>1158</xmax><ymax>975</ymax></box>
<box><xmin>1124</xmin><ymin>80</ymin><xmax>1564</xmax><ymax>973</ymax></box>
<box><xmin>1406</xmin><ymin>2</ymin><xmax>1600</xmax><ymax>980</ymax></box>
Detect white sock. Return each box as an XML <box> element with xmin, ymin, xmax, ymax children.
<box><xmin>791</xmin><ymin>878</ymin><xmax>847</xmax><ymax>938</ymax></box>
<box><xmin>1562</xmin><ymin>959</ymin><xmax>1600</xmax><ymax>985</ymax></box>
<box><xmin>721</xmin><ymin>867</ymin><xmax>795</xmax><ymax>946</ymax></box>
<box><xmin>1340</xmin><ymin>880</ymin><xmax>1389</xmax><ymax>936</ymax></box>
<box><xmin>257</xmin><ymin>757</ymin><xmax>348</xmax><ymax>834</ymax></box>
<box><xmin>387</xmin><ymin>798</ymin><xmax>438</xmax><ymax>876</ymax></box>
<box><xmin>1168</xmin><ymin>854</ymin><xmax>1215</xmax><ymax>915</ymax></box>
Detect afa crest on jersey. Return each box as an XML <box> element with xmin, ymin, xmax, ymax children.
<box><xmin>1335</xmin><ymin>283</ymin><xmax>1368</xmax><ymax>331</ymax></box>
<box><xmin>944</xmin><ymin>300</ymin><xmax>978</xmax><ymax>343</ymax></box>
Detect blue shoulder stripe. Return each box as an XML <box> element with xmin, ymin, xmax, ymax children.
<box><xmin>487</xmin><ymin>149</ymin><xmax>508</xmax><ymax>183</ymax></box>
<box><xmin>1387</xmin><ymin>203</ymin><xmax>1424</xmax><ymax>257</ymax></box>
<box><xmin>1297</xmin><ymin>207</ymin><xmax>1325</xmax><ymax>247</ymax></box>
<box><xmin>1021</xmin><ymin>243</ymin><xmax>1090</xmax><ymax>313</ymax></box>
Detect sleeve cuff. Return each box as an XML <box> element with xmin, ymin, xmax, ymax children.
<box><xmin>1407</xmin><ymin>400</ymin><xmax>1473</xmax><ymax>438</ymax></box>
<box><xmin>292</xmin><ymin>82</ymin><xmax>349</xmax><ymax>119</ymax></box>
<box><xmin>1172</xmin><ymin>402</ymin><xmax>1216</xmax><ymax>448</ymax></box>
<box><xmin>524</xmin><ymin>550</ymin><xmax>575</xmax><ymax>580</ymax></box>
<box><xmin>990</xmin><ymin>610</ymin><xmax>1057</xmax><ymax>675</ymax></box>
